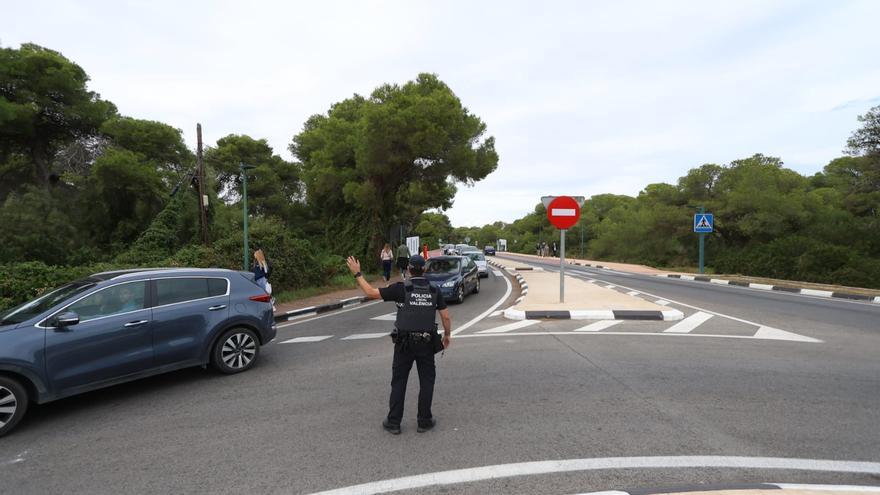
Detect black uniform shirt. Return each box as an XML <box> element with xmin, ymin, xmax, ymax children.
<box><xmin>379</xmin><ymin>282</ymin><xmax>448</xmax><ymax>310</ymax></box>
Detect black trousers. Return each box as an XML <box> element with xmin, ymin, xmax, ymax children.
<box><xmin>387</xmin><ymin>340</ymin><xmax>435</xmax><ymax>426</ymax></box>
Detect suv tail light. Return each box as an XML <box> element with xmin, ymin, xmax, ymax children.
<box><xmin>249</xmin><ymin>294</ymin><xmax>272</xmax><ymax>303</ymax></box>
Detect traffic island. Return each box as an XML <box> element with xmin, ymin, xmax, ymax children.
<box><xmin>487</xmin><ymin>257</ymin><xmax>683</xmax><ymax>321</ymax></box>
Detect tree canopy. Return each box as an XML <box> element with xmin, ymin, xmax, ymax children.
<box><xmin>291</xmin><ymin>73</ymin><xmax>498</xmax><ymax>259</ymax></box>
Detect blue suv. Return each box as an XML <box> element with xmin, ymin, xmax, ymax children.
<box><xmin>0</xmin><ymin>268</ymin><xmax>277</xmax><ymax>437</ymax></box>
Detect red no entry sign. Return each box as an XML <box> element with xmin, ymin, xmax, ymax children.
<box><xmin>546</xmin><ymin>195</ymin><xmax>580</xmax><ymax>229</ymax></box>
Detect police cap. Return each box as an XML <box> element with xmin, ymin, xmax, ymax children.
<box><xmin>408</xmin><ymin>255</ymin><xmax>426</xmax><ymax>268</ymax></box>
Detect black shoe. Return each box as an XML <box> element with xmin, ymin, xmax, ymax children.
<box><xmin>417</xmin><ymin>418</ymin><xmax>436</xmax><ymax>433</ymax></box>
<box><xmin>382</xmin><ymin>419</ymin><xmax>401</xmax><ymax>435</ymax></box>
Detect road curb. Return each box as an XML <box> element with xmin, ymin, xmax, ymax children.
<box><xmin>503</xmin><ymin>308</ymin><xmax>684</xmax><ymax>321</ymax></box>
<box><xmin>658</xmin><ymin>274</ymin><xmax>880</xmax><ymax>304</ymax></box>
<box><xmin>490</xmin><ymin>259</ymin><xmax>685</xmax><ymax>321</ymax></box>
<box><xmin>273</xmin><ymin>296</ymin><xmax>370</xmax><ymax>323</ymax></box>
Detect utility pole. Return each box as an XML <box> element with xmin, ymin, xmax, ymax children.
<box><xmin>196</xmin><ymin>124</ymin><xmax>209</xmax><ymax>245</ymax></box>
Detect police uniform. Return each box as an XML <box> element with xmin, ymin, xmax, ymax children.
<box><xmin>379</xmin><ymin>275</ymin><xmax>447</xmax><ymax>429</ymax></box>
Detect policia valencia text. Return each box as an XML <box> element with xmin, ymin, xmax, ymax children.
<box><xmin>346</xmin><ymin>254</ymin><xmax>452</xmax><ymax>434</ymax></box>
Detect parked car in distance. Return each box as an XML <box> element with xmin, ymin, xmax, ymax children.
<box><xmin>0</xmin><ymin>268</ymin><xmax>277</xmax><ymax>437</ymax></box>
<box><xmin>465</xmin><ymin>252</ymin><xmax>489</xmax><ymax>277</ymax></box>
<box><xmin>422</xmin><ymin>256</ymin><xmax>480</xmax><ymax>303</ymax></box>
<box><xmin>484</xmin><ymin>245</ymin><xmax>496</xmax><ymax>255</ymax></box>
<box><xmin>454</xmin><ymin>243</ymin><xmax>472</xmax><ymax>255</ymax></box>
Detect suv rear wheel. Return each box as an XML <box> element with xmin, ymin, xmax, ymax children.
<box><xmin>212</xmin><ymin>328</ymin><xmax>260</xmax><ymax>374</ymax></box>
<box><xmin>0</xmin><ymin>376</ymin><xmax>29</xmax><ymax>438</ymax></box>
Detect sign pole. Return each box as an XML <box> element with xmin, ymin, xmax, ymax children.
<box><xmin>698</xmin><ymin>206</ymin><xmax>705</xmax><ymax>274</ymax></box>
<box><xmin>560</xmin><ymin>229</ymin><xmax>566</xmax><ymax>303</ymax></box>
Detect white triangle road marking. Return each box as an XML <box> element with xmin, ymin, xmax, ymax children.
<box><xmin>477</xmin><ymin>320</ymin><xmax>540</xmax><ymax>334</ymax></box>
<box><xmin>752</xmin><ymin>326</ymin><xmax>822</xmax><ymax>343</ymax></box>
<box><xmin>341</xmin><ymin>332</ymin><xmax>389</xmax><ymax>340</ymax></box>
<box><xmin>489</xmin><ymin>310</ymin><xmax>503</xmax><ymax>317</ymax></box>
<box><xmin>574</xmin><ymin>320</ymin><xmax>624</xmax><ymax>332</ymax></box>
<box><xmin>371</xmin><ymin>312</ymin><xmax>396</xmax><ymax>321</ymax></box>
<box><xmin>655</xmin><ymin>300</ymin><xmax>670</xmax><ymax>306</ymax></box>
<box><xmin>663</xmin><ymin>311</ymin><xmax>713</xmax><ymax>333</ymax></box>
<box><xmin>279</xmin><ymin>335</ymin><xmax>333</xmax><ymax>344</ymax></box>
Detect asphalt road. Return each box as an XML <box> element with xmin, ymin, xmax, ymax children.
<box><xmin>1</xmin><ymin>259</ymin><xmax>878</xmax><ymax>495</ymax></box>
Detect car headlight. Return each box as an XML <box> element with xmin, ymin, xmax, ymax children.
<box><xmin>441</xmin><ymin>280</ymin><xmax>456</xmax><ymax>288</ymax></box>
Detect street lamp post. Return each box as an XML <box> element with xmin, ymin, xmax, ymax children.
<box><xmin>240</xmin><ymin>163</ymin><xmax>256</xmax><ymax>271</ymax></box>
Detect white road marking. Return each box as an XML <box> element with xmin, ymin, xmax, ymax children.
<box><xmin>341</xmin><ymin>332</ymin><xmax>389</xmax><ymax>340</ymax></box>
<box><xmin>773</xmin><ymin>484</ymin><xmax>880</xmax><ymax>492</ymax></box>
<box><xmin>605</xmin><ymin>284</ymin><xmax>617</xmax><ymax>289</ymax></box>
<box><xmin>563</xmin><ymin>274</ymin><xmax>823</xmax><ymax>342</ymax></box>
<box><xmin>655</xmin><ymin>299</ymin><xmax>670</xmax><ymax>306</ymax></box>
<box><xmin>279</xmin><ymin>335</ymin><xmax>333</xmax><ymax>344</ymax></box>
<box><xmin>451</xmin><ymin>269</ymin><xmax>512</xmax><ymax>336</ymax></box>
<box><xmin>492</xmin><ymin>270</ymin><xmax>503</xmax><ymax>276</ymax></box>
<box><xmin>574</xmin><ymin>320</ymin><xmax>623</xmax><ymax>332</ymax></box>
<box><xmin>753</xmin><ymin>326</ymin><xmax>822</xmax><ymax>343</ymax></box>
<box><xmin>626</xmin><ymin>291</ymin><xmax>640</xmax><ymax>296</ymax></box>
<box><xmin>371</xmin><ymin>312</ymin><xmax>396</xmax><ymax>321</ymax></box>
<box><xmin>477</xmin><ymin>319</ymin><xmax>540</xmax><ymax>333</ymax></box>
<box><xmin>663</xmin><ymin>311</ymin><xmax>713</xmax><ymax>333</ymax></box>
<box><xmin>489</xmin><ymin>310</ymin><xmax>503</xmax><ymax>317</ymax></box>
<box><xmin>276</xmin><ymin>301</ymin><xmax>382</xmax><ymax>328</ymax></box>
<box><xmin>457</xmin><ymin>331</ymin><xmax>820</xmax><ymax>343</ymax></box>
<box><xmin>304</xmin><ymin>456</ymin><xmax>880</xmax><ymax>495</ymax></box>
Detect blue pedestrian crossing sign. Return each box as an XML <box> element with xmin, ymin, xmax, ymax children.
<box><xmin>694</xmin><ymin>214</ymin><xmax>714</xmax><ymax>233</ymax></box>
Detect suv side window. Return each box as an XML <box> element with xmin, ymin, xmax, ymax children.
<box><xmin>156</xmin><ymin>278</ymin><xmax>212</xmax><ymax>306</ymax></box>
<box><xmin>66</xmin><ymin>281</ymin><xmax>147</xmax><ymax>322</ymax></box>
<box><xmin>207</xmin><ymin>278</ymin><xmax>228</xmax><ymax>297</ymax></box>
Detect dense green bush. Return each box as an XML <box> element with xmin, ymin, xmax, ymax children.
<box><xmin>0</xmin><ymin>261</ymin><xmax>128</xmax><ymax>311</ymax></box>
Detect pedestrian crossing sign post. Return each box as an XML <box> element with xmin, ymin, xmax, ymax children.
<box><xmin>693</xmin><ymin>214</ymin><xmax>713</xmax><ymax>233</ymax></box>
<box><xmin>694</xmin><ymin>210</ymin><xmax>713</xmax><ymax>274</ymax></box>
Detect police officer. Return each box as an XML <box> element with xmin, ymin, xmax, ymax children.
<box><xmin>346</xmin><ymin>254</ymin><xmax>452</xmax><ymax>434</ymax></box>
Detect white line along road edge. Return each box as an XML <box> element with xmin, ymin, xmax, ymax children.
<box><xmin>304</xmin><ymin>456</ymin><xmax>880</xmax><ymax>495</ymax></box>
<box><xmin>451</xmin><ymin>266</ymin><xmax>512</xmax><ymax>336</ymax></box>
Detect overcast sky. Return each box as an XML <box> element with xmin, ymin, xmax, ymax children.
<box><xmin>4</xmin><ymin>0</ymin><xmax>880</xmax><ymax>227</ymax></box>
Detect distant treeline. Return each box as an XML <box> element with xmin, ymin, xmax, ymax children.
<box><xmin>0</xmin><ymin>44</ymin><xmax>497</xmax><ymax>309</ymax></box>
<box><xmin>445</xmin><ymin>109</ymin><xmax>880</xmax><ymax>289</ymax></box>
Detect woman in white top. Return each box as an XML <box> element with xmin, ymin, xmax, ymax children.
<box><xmin>380</xmin><ymin>243</ymin><xmax>394</xmax><ymax>281</ymax></box>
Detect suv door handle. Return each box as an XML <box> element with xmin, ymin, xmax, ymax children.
<box><xmin>124</xmin><ymin>320</ymin><xmax>149</xmax><ymax>327</ymax></box>
<box><xmin>208</xmin><ymin>304</ymin><xmax>227</xmax><ymax>311</ymax></box>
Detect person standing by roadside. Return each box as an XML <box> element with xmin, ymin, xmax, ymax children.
<box><xmin>345</xmin><ymin>254</ymin><xmax>451</xmax><ymax>434</ymax></box>
<box><xmin>396</xmin><ymin>241</ymin><xmax>411</xmax><ymax>280</ymax></box>
<box><xmin>422</xmin><ymin>242</ymin><xmax>429</xmax><ymax>260</ymax></box>
<box><xmin>252</xmin><ymin>249</ymin><xmax>271</xmax><ymax>294</ymax></box>
<box><xmin>380</xmin><ymin>243</ymin><xmax>394</xmax><ymax>282</ymax></box>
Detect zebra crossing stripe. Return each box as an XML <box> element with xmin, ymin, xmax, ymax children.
<box><xmin>341</xmin><ymin>333</ymin><xmax>389</xmax><ymax>340</ymax></box>
<box><xmin>574</xmin><ymin>320</ymin><xmax>623</xmax><ymax>332</ymax></box>
<box><xmin>477</xmin><ymin>320</ymin><xmax>540</xmax><ymax>333</ymax></box>
<box><xmin>280</xmin><ymin>335</ymin><xmax>333</xmax><ymax>344</ymax></box>
<box><xmin>663</xmin><ymin>311</ymin><xmax>713</xmax><ymax>333</ymax></box>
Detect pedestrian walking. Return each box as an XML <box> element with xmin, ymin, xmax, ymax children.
<box><xmin>396</xmin><ymin>242</ymin><xmax>411</xmax><ymax>280</ymax></box>
<box><xmin>346</xmin><ymin>254</ymin><xmax>452</xmax><ymax>435</ymax></box>
<box><xmin>380</xmin><ymin>243</ymin><xmax>394</xmax><ymax>282</ymax></box>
